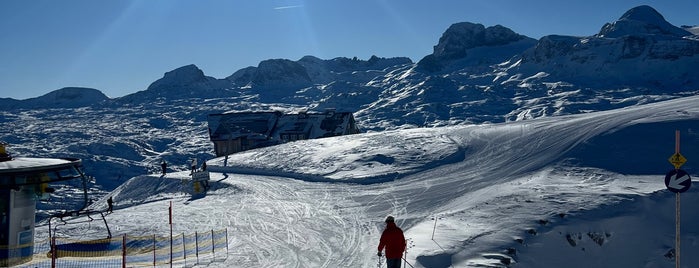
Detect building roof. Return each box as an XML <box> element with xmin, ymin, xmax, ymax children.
<box><xmin>207</xmin><ymin>110</ymin><xmax>358</xmax><ymax>142</ymax></box>
<box><xmin>0</xmin><ymin>157</ymin><xmax>80</xmax><ymax>174</ymax></box>
<box><xmin>0</xmin><ymin>157</ymin><xmax>84</xmax><ymax>187</ymax></box>
<box><xmin>208</xmin><ymin>111</ymin><xmax>279</xmax><ymax>141</ymax></box>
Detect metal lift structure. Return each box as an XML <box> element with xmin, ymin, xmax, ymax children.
<box><xmin>0</xmin><ymin>142</ymin><xmax>105</xmax><ymax>266</ymax></box>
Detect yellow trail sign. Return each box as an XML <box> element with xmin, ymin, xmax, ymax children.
<box><xmin>669</xmin><ymin>152</ymin><xmax>687</xmax><ymax>169</ymax></box>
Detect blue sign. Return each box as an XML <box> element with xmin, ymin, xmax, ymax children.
<box><xmin>665</xmin><ymin>169</ymin><xmax>691</xmax><ymax>193</ymax></box>
<box><xmin>16</xmin><ymin>230</ymin><xmax>34</xmax><ymax>259</ymax></box>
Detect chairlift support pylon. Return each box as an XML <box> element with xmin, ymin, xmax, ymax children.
<box><xmin>0</xmin><ymin>142</ymin><xmax>109</xmax><ymax>266</ymax></box>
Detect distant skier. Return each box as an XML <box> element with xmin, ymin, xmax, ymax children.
<box><xmin>107</xmin><ymin>196</ymin><xmax>113</xmax><ymax>213</ymax></box>
<box><xmin>161</xmin><ymin>160</ymin><xmax>167</xmax><ymax>176</ymax></box>
<box><xmin>378</xmin><ymin>215</ymin><xmax>406</xmax><ymax>268</ymax></box>
<box><xmin>191</xmin><ymin>158</ymin><xmax>198</xmax><ymax>174</ymax></box>
<box><xmin>201</xmin><ymin>161</ymin><xmax>207</xmax><ymax>172</ymax></box>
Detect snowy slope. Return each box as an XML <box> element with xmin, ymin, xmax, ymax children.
<box><xmin>32</xmin><ymin>95</ymin><xmax>699</xmax><ymax>267</ymax></box>
<box><xmin>1</xmin><ymin>4</ymin><xmax>697</xmax><ymax>267</ymax></box>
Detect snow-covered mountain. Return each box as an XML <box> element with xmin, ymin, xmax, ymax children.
<box><xmin>416</xmin><ymin>22</ymin><xmax>537</xmax><ymax>73</ymax></box>
<box><xmin>26</xmin><ymin>94</ymin><xmax>699</xmax><ymax>268</ymax></box>
<box><xmin>598</xmin><ymin>5</ymin><xmax>691</xmax><ymax>38</ymax></box>
<box><xmin>359</xmin><ymin>5</ymin><xmax>699</xmax><ymax>129</ymax></box>
<box><xmin>133</xmin><ymin>6</ymin><xmax>692</xmax><ymax>130</ymax></box>
<box><xmin>4</xmin><ymin>6</ymin><xmax>697</xmax><ymax>130</ymax></box>
<box><xmin>1</xmin><ymin>4</ymin><xmax>696</xmax><ymax>197</ymax></box>
<box><xmin>0</xmin><ymin>87</ymin><xmax>108</xmax><ymax>109</ymax></box>
<box><xmin>1</xmin><ymin>5</ymin><xmax>699</xmax><ymax>267</ymax></box>
<box><xmin>512</xmin><ymin>5</ymin><xmax>699</xmax><ymax>90</ymax></box>
<box><xmin>684</xmin><ymin>25</ymin><xmax>699</xmax><ymax>35</ymax></box>
<box><xmin>112</xmin><ymin>64</ymin><xmax>237</xmax><ymax>104</ymax></box>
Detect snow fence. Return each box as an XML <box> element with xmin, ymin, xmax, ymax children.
<box><xmin>5</xmin><ymin>228</ymin><xmax>228</xmax><ymax>267</ymax></box>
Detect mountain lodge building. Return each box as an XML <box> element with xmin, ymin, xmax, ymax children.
<box><xmin>207</xmin><ymin>110</ymin><xmax>360</xmax><ymax>156</ymax></box>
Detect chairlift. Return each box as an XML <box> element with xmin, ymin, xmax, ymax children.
<box><xmin>0</xmin><ymin>143</ymin><xmax>110</xmax><ymax>265</ymax></box>
<box><xmin>45</xmin><ymin>209</ymin><xmax>113</xmax><ymax>259</ymax></box>
<box><xmin>0</xmin><ymin>157</ymin><xmax>110</xmax><ymax>234</ymax></box>
<box><xmin>48</xmin><ymin>208</ymin><xmax>112</xmax><ymax>240</ymax></box>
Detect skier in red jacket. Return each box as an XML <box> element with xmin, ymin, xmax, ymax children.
<box><xmin>378</xmin><ymin>215</ymin><xmax>406</xmax><ymax>268</ymax></box>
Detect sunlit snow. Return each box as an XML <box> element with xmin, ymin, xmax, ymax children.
<box><xmin>30</xmin><ymin>95</ymin><xmax>699</xmax><ymax>267</ymax></box>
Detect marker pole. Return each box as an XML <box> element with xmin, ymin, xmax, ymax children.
<box><xmin>675</xmin><ymin>130</ymin><xmax>680</xmax><ymax>268</ymax></box>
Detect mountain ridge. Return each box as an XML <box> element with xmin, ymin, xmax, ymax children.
<box><xmin>1</xmin><ymin>5</ymin><xmax>697</xmax><ymax>131</ymax></box>
<box><xmin>598</xmin><ymin>5</ymin><xmax>691</xmax><ymax>38</ymax></box>
<box><xmin>2</xmin><ymin>5</ymin><xmax>699</xmax><ymax>268</ymax></box>
<box><xmin>0</xmin><ymin>87</ymin><xmax>108</xmax><ymax>109</ymax></box>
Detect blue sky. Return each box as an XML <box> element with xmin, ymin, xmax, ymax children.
<box><xmin>1</xmin><ymin>0</ymin><xmax>697</xmax><ymax>100</ymax></box>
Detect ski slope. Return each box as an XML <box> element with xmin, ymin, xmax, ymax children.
<box><xmin>35</xmin><ymin>95</ymin><xmax>699</xmax><ymax>267</ymax></box>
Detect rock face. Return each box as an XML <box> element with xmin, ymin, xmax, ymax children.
<box><xmin>144</xmin><ymin>64</ymin><xmax>230</xmax><ymax>94</ymax></box>
<box><xmin>225</xmin><ymin>56</ymin><xmax>412</xmax><ymax>101</ymax></box>
<box><xmin>515</xmin><ymin>5</ymin><xmax>699</xmax><ymax>90</ymax></box>
<box><xmin>433</xmin><ymin>22</ymin><xmax>530</xmax><ymax>60</ymax></box>
<box><xmin>2</xmin><ymin>5</ymin><xmax>697</xmax><ymax>132</ymax></box>
<box><xmin>417</xmin><ymin>22</ymin><xmax>537</xmax><ymax>72</ymax></box>
<box><xmin>113</xmin><ymin>64</ymin><xmax>234</xmax><ymax>104</ymax></box>
<box><xmin>228</xmin><ymin>56</ymin><xmax>413</xmax><ymax>86</ymax></box>
<box><xmin>597</xmin><ymin>5</ymin><xmax>691</xmax><ymax>38</ymax></box>
<box><xmin>250</xmin><ymin>59</ymin><xmax>313</xmax><ymax>89</ymax></box>
<box><xmin>146</xmin><ymin>64</ymin><xmax>211</xmax><ymax>91</ymax></box>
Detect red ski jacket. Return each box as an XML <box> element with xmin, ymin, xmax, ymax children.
<box><xmin>378</xmin><ymin>222</ymin><xmax>406</xmax><ymax>259</ymax></box>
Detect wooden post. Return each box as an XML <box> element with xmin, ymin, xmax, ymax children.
<box><xmin>50</xmin><ymin>237</ymin><xmax>56</xmax><ymax>268</ymax></box>
<box><xmin>122</xmin><ymin>235</ymin><xmax>126</xmax><ymax>268</ymax></box>
<box><xmin>675</xmin><ymin>130</ymin><xmax>680</xmax><ymax>268</ymax></box>
<box><xmin>211</xmin><ymin>229</ymin><xmax>215</xmax><ymax>258</ymax></box>
<box><xmin>182</xmin><ymin>232</ymin><xmax>186</xmax><ymax>262</ymax></box>
<box><xmin>676</xmin><ymin>191</ymin><xmax>681</xmax><ymax>268</ymax></box>
<box><xmin>153</xmin><ymin>234</ymin><xmax>156</xmax><ymax>267</ymax></box>
<box><xmin>169</xmin><ymin>201</ymin><xmax>173</xmax><ymax>268</ymax></box>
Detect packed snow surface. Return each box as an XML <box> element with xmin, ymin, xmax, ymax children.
<box><xmin>35</xmin><ymin>95</ymin><xmax>699</xmax><ymax>267</ymax></box>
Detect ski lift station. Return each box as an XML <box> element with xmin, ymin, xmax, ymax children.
<box><xmin>0</xmin><ymin>142</ymin><xmax>85</xmax><ymax>266</ymax></box>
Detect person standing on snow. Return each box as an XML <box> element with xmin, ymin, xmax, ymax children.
<box><xmin>161</xmin><ymin>160</ymin><xmax>167</xmax><ymax>176</ymax></box>
<box><xmin>190</xmin><ymin>158</ymin><xmax>197</xmax><ymax>174</ymax></box>
<box><xmin>107</xmin><ymin>196</ymin><xmax>114</xmax><ymax>213</ymax></box>
<box><xmin>378</xmin><ymin>215</ymin><xmax>406</xmax><ymax>268</ymax></box>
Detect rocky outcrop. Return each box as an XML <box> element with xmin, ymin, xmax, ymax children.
<box><xmin>418</xmin><ymin>22</ymin><xmax>536</xmax><ymax>72</ymax></box>
<box><xmin>113</xmin><ymin>64</ymin><xmax>233</xmax><ymax>104</ymax></box>
<box><xmin>515</xmin><ymin>5</ymin><xmax>699</xmax><ymax>90</ymax></box>
<box><xmin>597</xmin><ymin>5</ymin><xmax>690</xmax><ymax>38</ymax></box>
<box><xmin>433</xmin><ymin>22</ymin><xmax>528</xmax><ymax>60</ymax></box>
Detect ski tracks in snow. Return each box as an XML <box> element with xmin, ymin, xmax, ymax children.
<box><xmin>187</xmin><ymin>173</ymin><xmax>375</xmax><ymax>267</ymax></box>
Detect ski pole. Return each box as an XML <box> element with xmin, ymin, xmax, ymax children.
<box><xmin>401</xmin><ymin>256</ymin><xmax>416</xmax><ymax>268</ymax></box>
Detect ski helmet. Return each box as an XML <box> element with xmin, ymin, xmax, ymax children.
<box><xmin>385</xmin><ymin>216</ymin><xmax>395</xmax><ymax>223</ymax></box>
